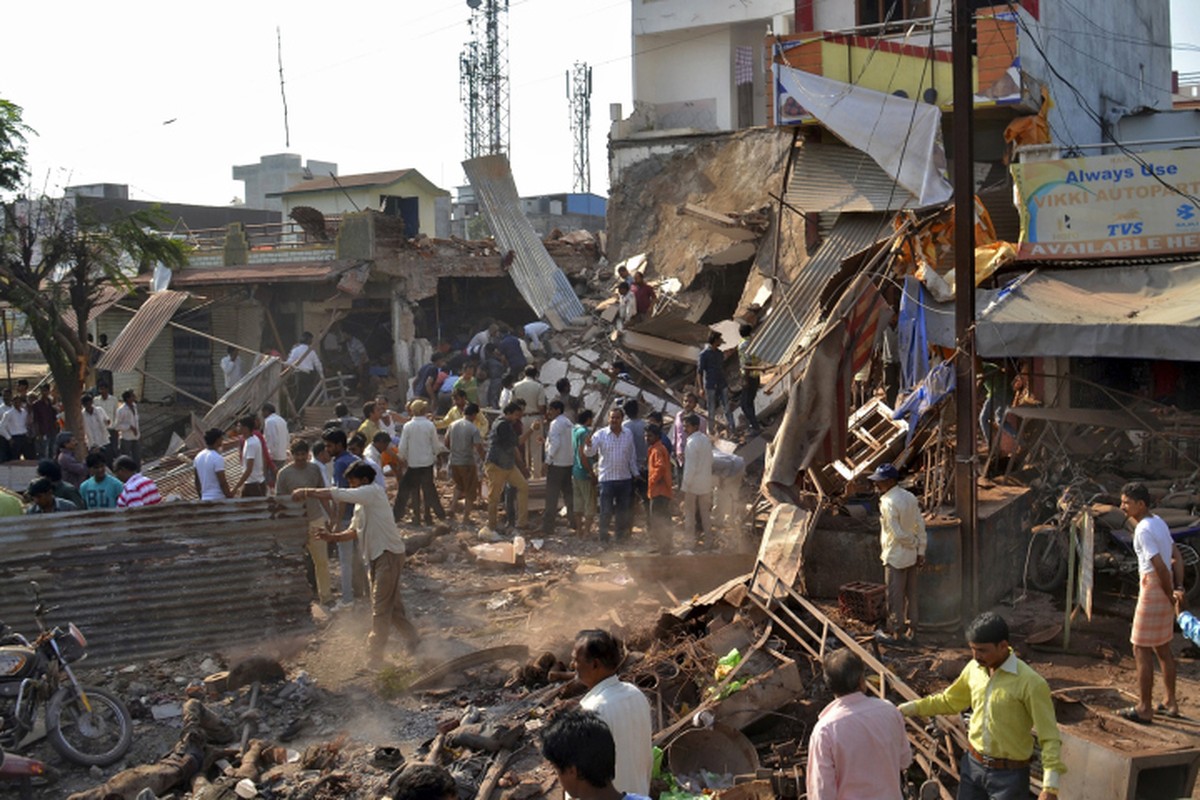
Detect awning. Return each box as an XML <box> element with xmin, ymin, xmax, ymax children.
<box><xmin>784</xmin><ymin>142</ymin><xmax>918</xmax><ymax>214</ymax></box>
<box><xmin>976</xmin><ymin>262</ymin><xmax>1200</xmax><ymax>361</ymax></box>
<box><xmin>96</xmin><ymin>289</ymin><xmax>189</xmax><ymax>372</ymax></box>
<box><xmin>147</xmin><ymin>259</ymin><xmax>366</xmax><ymax>287</ymax></box>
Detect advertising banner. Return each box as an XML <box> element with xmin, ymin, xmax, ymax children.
<box><xmin>1013</xmin><ymin>148</ymin><xmax>1200</xmax><ymax>260</ymax></box>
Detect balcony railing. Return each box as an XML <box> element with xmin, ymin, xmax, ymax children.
<box><xmin>768</xmin><ymin>5</ymin><xmax>1024</xmax><ymax>125</ymax></box>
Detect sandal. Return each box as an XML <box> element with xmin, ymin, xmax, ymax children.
<box><xmin>1117</xmin><ymin>707</ymin><xmax>1154</xmax><ymax>725</ymax></box>
<box><xmin>1156</xmin><ymin>703</ymin><xmax>1184</xmax><ymax>719</ymax></box>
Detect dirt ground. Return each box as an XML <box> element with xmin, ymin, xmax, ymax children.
<box><xmin>12</xmin><ymin>512</ymin><xmax>1200</xmax><ymax>799</ymax></box>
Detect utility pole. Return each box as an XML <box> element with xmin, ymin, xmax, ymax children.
<box><xmin>567</xmin><ymin>62</ymin><xmax>593</xmax><ymax>193</ymax></box>
<box><xmin>952</xmin><ymin>0</ymin><xmax>979</xmax><ymax>617</ymax></box>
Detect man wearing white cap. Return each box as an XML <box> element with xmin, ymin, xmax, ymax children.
<box><xmin>868</xmin><ymin>463</ymin><xmax>926</xmax><ymax>642</ymax></box>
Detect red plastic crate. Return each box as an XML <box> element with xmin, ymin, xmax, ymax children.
<box><xmin>838</xmin><ymin>581</ymin><xmax>887</xmax><ymax>623</ymax></box>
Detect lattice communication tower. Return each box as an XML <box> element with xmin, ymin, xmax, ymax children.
<box><xmin>567</xmin><ymin>62</ymin><xmax>593</xmax><ymax>194</ymax></box>
<box><xmin>459</xmin><ymin>0</ymin><xmax>510</xmax><ymax>160</ymax></box>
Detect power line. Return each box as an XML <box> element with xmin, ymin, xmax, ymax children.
<box><xmin>1004</xmin><ymin>1</ymin><xmax>1200</xmax><ymax>209</ymax></box>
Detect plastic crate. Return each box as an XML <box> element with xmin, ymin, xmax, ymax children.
<box><xmin>838</xmin><ymin>581</ymin><xmax>887</xmax><ymax>623</ymax></box>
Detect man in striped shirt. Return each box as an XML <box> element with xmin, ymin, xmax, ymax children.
<box><xmin>586</xmin><ymin>408</ymin><xmax>639</xmax><ymax>544</ymax></box>
<box><xmin>114</xmin><ymin>456</ymin><xmax>162</xmax><ymax>508</ymax></box>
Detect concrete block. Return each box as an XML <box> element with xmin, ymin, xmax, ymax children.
<box><xmin>583</xmin><ymin>391</ymin><xmax>603</xmax><ymax>413</ymax></box>
<box><xmin>538</xmin><ymin>358</ymin><xmax>569</xmax><ymax>386</ymax></box>
<box><xmin>1058</xmin><ymin>725</ymin><xmax>1200</xmax><ymax>799</ymax></box>
<box><xmin>615</xmin><ymin>380</ymin><xmax>640</xmax><ymax>398</ymax></box>
<box><xmin>576</xmin><ymin>348</ymin><xmax>601</xmax><ymax>365</ymax></box>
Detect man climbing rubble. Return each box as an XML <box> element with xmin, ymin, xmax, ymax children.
<box><xmin>296</xmin><ymin>461</ymin><xmax>420</xmax><ymax>668</ymax></box>
<box><xmin>570</xmin><ymin>629</ymin><xmax>652</xmax><ymax>797</ymax></box>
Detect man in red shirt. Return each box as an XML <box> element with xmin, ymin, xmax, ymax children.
<box><xmin>630</xmin><ymin>272</ymin><xmax>656</xmax><ymax>322</ymax></box>
<box><xmin>645</xmin><ymin>425</ymin><xmax>673</xmax><ymax>554</ymax></box>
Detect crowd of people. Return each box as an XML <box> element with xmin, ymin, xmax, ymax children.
<box><xmin>0</xmin><ymin>377</ymin><xmax>160</xmax><ymax>515</ymax></box>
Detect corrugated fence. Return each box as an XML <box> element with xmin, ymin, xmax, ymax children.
<box><xmin>0</xmin><ymin>499</ymin><xmax>313</xmax><ymax>667</ymax></box>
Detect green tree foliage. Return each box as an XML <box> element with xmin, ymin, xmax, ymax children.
<box><xmin>0</xmin><ymin>99</ymin><xmax>32</xmax><ymax>193</ymax></box>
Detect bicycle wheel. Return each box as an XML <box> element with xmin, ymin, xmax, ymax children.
<box><xmin>1027</xmin><ymin>525</ymin><xmax>1068</xmax><ymax>592</ymax></box>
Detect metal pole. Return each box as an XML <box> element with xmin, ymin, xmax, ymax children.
<box><xmin>952</xmin><ymin>0</ymin><xmax>979</xmax><ymax>618</ymax></box>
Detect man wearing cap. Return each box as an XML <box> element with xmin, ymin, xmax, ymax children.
<box><xmin>868</xmin><ymin>463</ymin><xmax>926</xmax><ymax>642</ymax></box>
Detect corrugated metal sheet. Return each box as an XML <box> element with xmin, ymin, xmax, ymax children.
<box><xmin>70</xmin><ymin>284</ymin><xmax>130</xmax><ymax>333</ymax></box>
<box><xmin>747</xmin><ymin>214</ymin><xmax>890</xmax><ymax>365</ymax></box>
<box><xmin>200</xmin><ymin>356</ymin><xmax>284</xmax><ymax>433</ymax></box>
<box><xmin>0</xmin><ymin>500</ymin><xmax>312</xmax><ymax>667</ymax></box>
<box><xmin>96</xmin><ymin>309</ymin><xmax>140</xmax><ymax>398</ymax></box>
<box><xmin>784</xmin><ymin>143</ymin><xmax>918</xmax><ymax>214</ymax></box>
<box><xmin>463</xmin><ymin>155</ymin><xmax>586</xmax><ymax>326</ymax></box>
<box><xmin>96</xmin><ymin>290</ymin><xmax>189</xmax><ymax>373</ymax></box>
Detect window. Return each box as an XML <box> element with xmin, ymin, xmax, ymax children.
<box><xmin>857</xmin><ymin>0</ymin><xmax>929</xmax><ymax>26</ymax></box>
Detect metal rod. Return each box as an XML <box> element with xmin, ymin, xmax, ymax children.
<box><xmin>952</xmin><ymin>0</ymin><xmax>979</xmax><ymax>618</ymax></box>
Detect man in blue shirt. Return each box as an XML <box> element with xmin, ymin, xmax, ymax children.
<box><xmin>496</xmin><ymin>327</ymin><xmax>527</xmax><ymax>376</ymax></box>
<box><xmin>80</xmin><ymin>453</ymin><xmax>124</xmax><ymax>509</ymax></box>
<box><xmin>696</xmin><ymin>331</ymin><xmax>735</xmax><ymax>437</ymax></box>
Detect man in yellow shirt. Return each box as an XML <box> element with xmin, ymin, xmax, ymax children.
<box><xmin>898</xmin><ymin>612</ymin><xmax>1063</xmax><ymax>799</ymax></box>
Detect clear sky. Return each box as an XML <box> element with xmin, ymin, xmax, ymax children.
<box><xmin>3</xmin><ymin>1</ymin><xmax>1198</xmax><ymax>210</ymax></box>
<box><xmin>1</xmin><ymin>0</ymin><xmax>633</xmax><ymax>207</ymax></box>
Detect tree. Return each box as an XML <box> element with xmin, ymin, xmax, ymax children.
<box><xmin>0</xmin><ymin>99</ymin><xmax>32</xmax><ymax>193</ymax></box>
<box><xmin>0</xmin><ymin>98</ymin><xmax>188</xmax><ymax>458</ymax></box>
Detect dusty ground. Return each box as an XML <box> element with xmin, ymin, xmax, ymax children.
<box><xmin>11</xmin><ymin>514</ymin><xmax>1200</xmax><ymax>799</ymax></box>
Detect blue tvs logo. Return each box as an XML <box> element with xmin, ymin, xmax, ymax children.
<box><xmin>1178</xmin><ymin>204</ymin><xmax>1196</xmax><ymax>221</ymax></box>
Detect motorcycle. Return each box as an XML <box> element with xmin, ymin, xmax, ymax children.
<box><xmin>1026</xmin><ymin>485</ymin><xmax>1200</xmax><ymax>601</ymax></box>
<box><xmin>0</xmin><ymin>747</ymin><xmax>51</xmax><ymax>800</ymax></box>
<box><xmin>0</xmin><ymin>581</ymin><xmax>133</xmax><ymax>767</ymax></box>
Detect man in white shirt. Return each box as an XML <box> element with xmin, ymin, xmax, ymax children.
<box><xmin>114</xmin><ymin>390</ymin><xmax>140</xmax><ymax>464</ymax></box>
<box><xmin>261</xmin><ymin>402</ymin><xmax>289</xmax><ymax>476</ymax></box>
<box><xmin>1121</xmin><ymin>481</ymin><xmax>1185</xmax><ymax>723</ymax></box>
<box><xmin>220</xmin><ymin>346</ymin><xmax>243</xmax><ymax>391</ymax></box>
<box><xmin>524</xmin><ymin>320</ymin><xmax>551</xmax><ymax>352</ymax></box>
<box><xmin>542</xmin><ymin>400</ymin><xmax>577</xmax><ymax>535</ymax></box>
<box><xmin>193</xmin><ymin>428</ymin><xmax>231</xmax><ymax>501</ymax></box>
<box><xmin>466</xmin><ymin>324</ymin><xmax>498</xmax><ymax>357</ymax></box>
<box><xmin>296</xmin><ymin>461</ymin><xmax>420</xmax><ymax>667</ymax></box>
<box><xmin>0</xmin><ymin>395</ymin><xmax>32</xmax><ymax>461</ymax></box>
<box><xmin>394</xmin><ymin>399</ymin><xmax>446</xmax><ymax>526</ymax></box>
<box><xmin>94</xmin><ymin>383</ymin><xmax>118</xmax><ymax>457</ymax></box>
<box><xmin>513</xmin><ymin>366</ymin><xmax>546</xmax><ymax>475</ymax></box>
<box><xmin>680</xmin><ymin>414</ymin><xmax>714</xmax><ymax>548</ymax></box>
<box><xmin>80</xmin><ymin>394</ymin><xmax>110</xmax><ymax>456</ymax></box>
<box><xmin>232</xmin><ymin>415</ymin><xmax>267</xmax><ymax>497</ymax></box>
<box><xmin>287</xmin><ymin>332</ymin><xmax>324</xmax><ymax>405</ymax></box>
<box><xmin>571</xmin><ymin>629</ymin><xmax>652</xmax><ymax>796</ymax></box>
<box><xmin>869</xmin><ymin>463</ymin><xmax>926</xmax><ymax>642</ymax></box>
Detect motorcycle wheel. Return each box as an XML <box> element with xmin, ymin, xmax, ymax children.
<box><xmin>1179</xmin><ymin>543</ymin><xmax>1200</xmax><ymax>604</ymax></box>
<box><xmin>46</xmin><ymin>685</ymin><xmax>133</xmax><ymax>767</ymax></box>
<box><xmin>1027</xmin><ymin>526</ymin><xmax>1068</xmax><ymax>592</ymax></box>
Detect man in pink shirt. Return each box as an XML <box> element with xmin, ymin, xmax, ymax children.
<box><xmin>807</xmin><ymin>649</ymin><xmax>911</xmax><ymax>800</ymax></box>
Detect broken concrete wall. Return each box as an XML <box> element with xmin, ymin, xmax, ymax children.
<box><xmin>607</xmin><ymin>127</ymin><xmax>796</xmax><ymax>295</ymax></box>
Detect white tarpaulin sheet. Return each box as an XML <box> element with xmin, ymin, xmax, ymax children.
<box><xmin>775</xmin><ymin>67</ymin><xmax>952</xmax><ymax>207</ymax></box>
<box><xmin>975</xmin><ymin>262</ymin><xmax>1200</xmax><ymax>360</ymax></box>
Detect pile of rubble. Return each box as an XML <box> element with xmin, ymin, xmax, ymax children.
<box><xmin>55</xmin><ymin>558</ymin><xmax>975</xmax><ymax>800</ymax></box>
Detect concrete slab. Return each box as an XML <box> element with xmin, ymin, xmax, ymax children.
<box><xmin>538</xmin><ymin>358</ymin><xmax>569</xmax><ymax>386</ymax></box>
